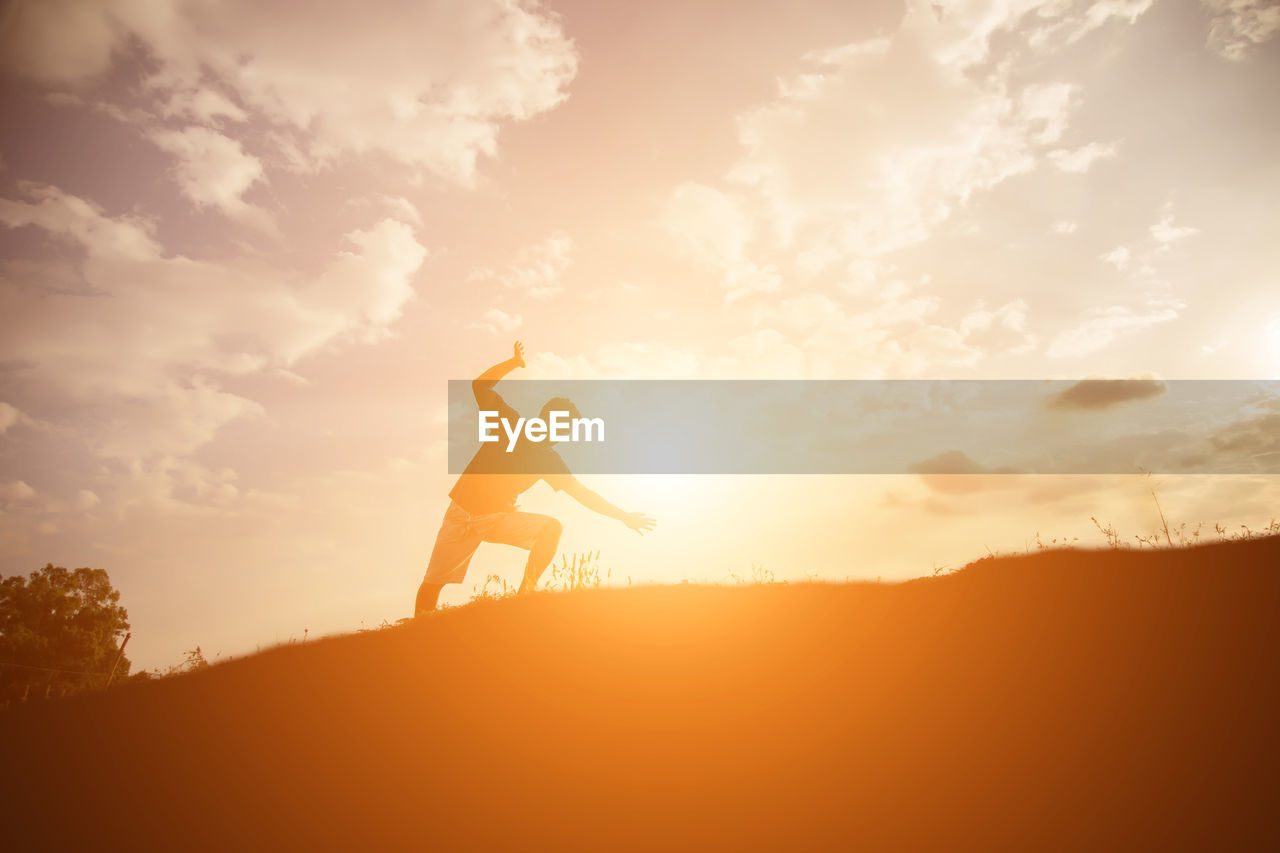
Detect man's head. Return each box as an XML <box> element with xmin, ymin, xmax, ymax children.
<box><xmin>539</xmin><ymin>397</ymin><xmax>580</xmax><ymax>424</ymax></box>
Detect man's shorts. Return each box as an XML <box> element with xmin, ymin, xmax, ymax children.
<box><xmin>422</xmin><ymin>500</ymin><xmax>554</xmax><ymax>585</ymax></box>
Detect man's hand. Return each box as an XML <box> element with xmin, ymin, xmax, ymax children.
<box><xmin>554</xmin><ymin>475</ymin><xmax>656</xmax><ymax>535</ymax></box>
<box><xmin>622</xmin><ymin>512</ymin><xmax>656</xmax><ymax>535</ymax></box>
<box><xmin>473</xmin><ymin>341</ymin><xmax>528</xmax><ymax>407</ymax></box>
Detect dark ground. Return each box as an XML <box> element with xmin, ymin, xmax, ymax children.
<box><xmin>3</xmin><ymin>536</ymin><xmax>1279</xmax><ymax>851</ymax></box>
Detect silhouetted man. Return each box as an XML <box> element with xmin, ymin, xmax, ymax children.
<box><xmin>415</xmin><ymin>341</ymin><xmax>655</xmax><ymax>616</ymax></box>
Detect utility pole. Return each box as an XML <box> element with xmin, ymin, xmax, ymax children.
<box><xmin>103</xmin><ymin>632</ymin><xmax>131</xmax><ymax>689</ymax></box>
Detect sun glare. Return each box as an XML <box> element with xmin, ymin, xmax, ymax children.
<box><xmin>1264</xmin><ymin>318</ymin><xmax>1280</xmax><ymax>377</ymax></box>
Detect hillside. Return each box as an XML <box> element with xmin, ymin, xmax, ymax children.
<box><xmin>4</xmin><ymin>537</ymin><xmax>1280</xmax><ymax>851</ymax></box>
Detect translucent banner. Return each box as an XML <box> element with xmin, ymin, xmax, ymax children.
<box><xmin>446</xmin><ymin>379</ymin><xmax>1280</xmax><ymax>475</ymax></box>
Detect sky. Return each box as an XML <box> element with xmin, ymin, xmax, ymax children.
<box><xmin>1</xmin><ymin>0</ymin><xmax>1278</xmax><ymax>671</ymax></box>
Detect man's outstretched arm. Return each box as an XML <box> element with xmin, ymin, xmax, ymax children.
<box><xmin>473</xmin><ymin>340</ymin><xmax>526</xmax><ymax>410</ymax></box>
<box><xmin>551</xmin><ymin>474</ymin><xmax>656</xmax><ymax>535</ymax></box>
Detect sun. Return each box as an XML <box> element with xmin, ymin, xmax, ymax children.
<box><xmin>598</xmin><ymin>475</ymin><xmax>730</xmax><ymax>519</ymax></box>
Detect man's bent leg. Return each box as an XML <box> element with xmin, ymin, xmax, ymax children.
<box><xmin>417</xmin><ymin>502</ymin><xmax>482</xmax><ymax>617</ymax></box>
<box><xmin>415</xmin><ymin>582</ymin><xmax>444</xmax><ymax>616</ymax></box>
<box><xmin>518</xmin><ymin>518</ymin><xmax>562</xmax><ymax>594</ymax></box>
<box><xmin>472</xmin><ymin>510</ymin><xmax>563</xmax><ymax>594</ymax></box>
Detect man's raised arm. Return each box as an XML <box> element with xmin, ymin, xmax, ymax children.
<box><xmin>549</xmin><ymin>473</ymin><xmax>657</xmax><ymax>535</ymax></box>
<box><xmin>473</xmin><ymin>341</ymin><xmax>526</xmax><ymax>411</ymax></box>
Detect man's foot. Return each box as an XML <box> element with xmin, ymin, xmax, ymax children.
<box><xmin>415</xmin><ymin>582</ymin><xmax>443</xmax><ymax>614</ymax></box>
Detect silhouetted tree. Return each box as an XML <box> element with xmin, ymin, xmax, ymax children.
<box><xmin>0</xmin><ymin>564</ymin><xmax>131</xmax><ymax>701</ymax></box>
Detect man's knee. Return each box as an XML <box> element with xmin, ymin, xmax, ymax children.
<box><xmin>539</xmin><ymin>517</ymin><xmax>563</xmax><ymax>545</ymax></box>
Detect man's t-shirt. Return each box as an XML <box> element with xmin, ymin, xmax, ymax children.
<box><xmin>448</xmin><ymin>393</ymin><xmax>571</xmax><ymax>514</ymax></box>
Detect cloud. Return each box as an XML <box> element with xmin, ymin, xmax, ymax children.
<box><xmin>1048</xmin><ymin>141</ymin><xmax>1119</xmax><ymax>173</ymax></box>
<box><xmin>0</xmin><ymin>181</ymin><xmax>161</xmax><ymax>261</ymax></box>
<box><xmin>714</xmin><ymin>330</ymin><xmax>808</xmax><ymax>378</ymax></box>
<box><xmin>666</xmin><ymin>183</ymin><xmax>780</xmax><ymax>300</ymax></box>
<box><xmin>0</xmin><ymin>480</ymin><xmax>37</xmax><ymax>503</ymax></box>
<box><xmin>469</xmin><ymin>308</ymin><xmax>523</xmax><ymax>335</ymax></box>
<box><xmin>344</xmin><ymin>194</ymin><xmax>424</xmax><ymax>227</ymax></box>
<box><xmin>907</xmin><ymin>450</ymin><xmax>1021</xmax><ymax>495</ymax></box>
<box><xmin>160</xmin><ymin>87</ymin><xmax>248</xmax><ymax>123</ymax></box>
<box><xmin>0</xmin><ymin>0</ymin><xmax>578</xmax><ymax>187</ymax></box>
<box><xmin>723</xmin><ymin>291</ymin><xmax>1036</xmax><ymax>378</ymax></box>
<box><xmin>1101</xmin><ymin>246</ymin><xmax>1131</xmax><ymax>270</ymax></box>
<box><xmin>646</xmin><ymin>1</ymin><xmax>1165</xmax><ymax>376</ymax></box>
<box><xmin>375</xmin><ymin>196</ymin><xmax>422</xmax><ymax>227</ymax></box>
<box><xmin>1046</xmin><ymin>378</ymin><xmax>1168</xmax><ymax>411</ymax></box>
<box><xmin>1043</xmin><ymin>202</ymin><xmax>1198</xmax><ymax>359</ymax></box>
<box><xmin>148</xmin><ymin>126</ymin><xmax>271</xmax><ymax>229</ymax></box>
<box><xmin>1207</xmin><ymin>411</ymin><xmax>1280</xmax><ymax>460</ymax></box>
<box><xmin>529</xmin><ymin>342</ymin><xmax>701</xmax><ymax>379</ymax></box>
<box><xmin>701</xmin><ymin>0</ymin><xmax>1158</xmax><ymax>290</ymax></box>
<box><xmin>960</xmin><ymin>300</ymin><xmax>1037</xmax><ymax>356</ymax></box>
<box><xmin>1026</xmin><ymin>0</ymin><xmax>1156</xmax><ymax>46</ymax></box>
<box><xmin>1203</xmin><ymin>0</ymin><xmax>1280</xmax><ymax>60</ymax></box>
<box><xmin>1149</xmin><ymin>210</ymin><xmax>1198</xmax><ymax>244</ymax></box>
<box><xmin>0</xmin><ymin>0</ymin><xmax>120</xmax><ymax>83</ymax></box>
<box><xmin>910</xmin><ymin>449</ymin><xmax>1020</xmax><ymax>475</ymax></box>
<box><xmin>0</xmin><ymin>402</ymin><xmax>20</xmax><ymax>435</ymax></box>
<box><xmin>473</xmin><ymin>232</ymin><xmax>573</xmax><ymax>299</ymax></box>
<box><xmin>1083</xmin><ymin>0</ymin><xmax>1157</xmax><ymax>28</ymax></box>
<box><xmin>1177</xmin><ymin>405</ymin><xmax>1280</xmax><ymax>471</ymax></box>
<box><xmin>1046</xmin><ymin>300</ymin><xmax>1182</xmax><ymax>358</ymax></box>
<box><xmin>1052</xmin><ymin>220</ymin><xmax>1079</xmax><ymax>234</ymax></box>
<box><xmin>727</xmin><ymin>39</ymin><xmax>1069</xmax><ymax>261</ymax></box>
<box><xmin>0</xmin><ymin>183</ymin><xmax>426</xmax><ymax>459</ymax></box>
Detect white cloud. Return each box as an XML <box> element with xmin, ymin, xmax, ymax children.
<box><xmin>960</xmin><ymin>300</ymin><xmax>1037</xmax><ymax>356</ymax></box>
<box><xmin>473</xmin><ymin>232</ymin><xmax>573</xmax><ymax>300</ymax></box>
<box><xmin>161</xmin><ymin>87</ymin><xmax>248</xmax><ymax>123</ymax></box>
<box><xmin>1203</xmin><ymin>0</ymin><xmax>1280</xmax><ymax>60</ymax></box>
<box><xmin>1101</xmin><ymin>246</ymin><xmax>1131</xmax><ymax>270</ymax></box>
<box><xmin>1046</xmin><ymin>299</ymin><xmax>1182</xmax><ymax>358</ymax></box>
<box><xmin>1048</xmin><ymin>141</ymin><xmax>1119</xmax><ymax>172</ymax></box>
<box><xmin>1150</xmin><ymin>210</ymin><xmax>1199</xmax><ymax>244</ymax></box>
<box><xmin>148</xmin><ymin>126</ymin><xmax>271</xmax><ymax>229</ymax></box>
<box><xmin>1026</xmin><ymin>0</ymin><xmax>1155</xmax><ymax>46</ymax></box>
<box><xmin>468</xmin><ymin>308</ymin><xmax>524</xmax><ymax>335</ymax></box>
<box><xmin>0</xmin><ymin>402</ymin><xmax>20</xmax><ymax>435</ymax></box>
<box><xmin>0</xmin><ymin>481</ymin><xmax>37</xmax><ymax>503</ymax></box>
<box><xmin>529</xmin><ymin>342</ymin><xmax>701</xmax><ymax>379</ymax></box>
<box><xmin>1083</xmin><ymin>0</ymin><xmax>1156</xmax><ymax>28</ymax></box>
<box><xmin>1019</xmin><ymin>82</ymin><xmax>1076</xmax><ymax>146</ymax></box>
<box><xmin>344</xmin><ymin>194</ymin><xmax>424</xmax><ymax>226</ymax></box>
<box><xmin>666</xmin><ymin>183</ymin><xmax>780</xmax><ymax>300</ymax></box>
<box><xmin>376</xmin><ymin>196</ymin><xmax>422</xmax><ymax>227</ymax></box>
<box><xmin>0</xmin><ymin>0</ymin><xmax>579</xmax><ymax>187</ymax></box>
<box><xmin>0</xmin><ymin>183</ymin><xmax>426</xmax><ymax>459</ymax></box>
<box><xmin>75</xmin><ymin>489</ymin><xmax>101</xmax><ymax>511</ymax></box>
<box><xmin>718</xmin><ymin>2</ymin><xmax>1107</xmax><ymax>276</ymax></box>
<box><xmin>698</xmin><ymin>0</ymin><xmax>1166</xmax><ymax>292</ymax></box>
<box><xmin>647</xmin><ymin>0</ymin><xmax>1161</xmax><ymax>378</ymax></box>
<box><xmin>763</xmin><ymin>291</ymin><xmax>1035</xmax><ymax>377</ymax></box>
<box><xmin>110</xmin><ymin>457</ymin><xmax>246</xmax><ymax>517</ymax></box>
<box><xmin>0</xmin><ymin>181</ymin><xmax>161</xmax><ymax>261</ymax></box>
<box><xmin>713</xmin><ymin>329</ymin><xmax>808</xmax><ymax>378</ymax></box>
